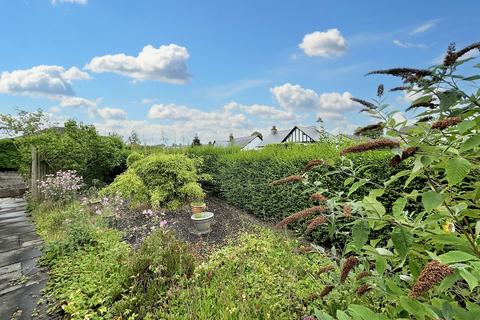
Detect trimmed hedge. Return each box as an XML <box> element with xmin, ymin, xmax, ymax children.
<box><xmin>0</xmin><ymin>138</ymin><xmax>20</xmax><ymax>170</ymax></box>
<box><xmin>166</xmin><ymin>143</ymin><xmax>419</xmax><ymax>247</ymax></box>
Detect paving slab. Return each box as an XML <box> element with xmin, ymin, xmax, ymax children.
<box><xmin>0</xmin><ymin>197</ymin><xmax>51</xmax><ymax>320</ymax></box>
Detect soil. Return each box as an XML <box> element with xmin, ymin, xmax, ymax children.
<box><xmin>110</xmin><ymin>195</ymin><xmax>272</xmax><ymax>258</ymax></box>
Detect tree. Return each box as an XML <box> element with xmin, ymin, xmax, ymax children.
<box><xmin>0</xmin><ymin>108</ymin><xmax>48</xmax><ymax>137</ymax></box>
<box><xmin>127</xmin><ymin>131</ymin><xmax>141</xmax><ymax>146</ymax></box>
<box><xmin>316</xmin><ymin>116</ymin><xmax>324</xmax><ymax>132</ymax></box>
<box><xmin>191</xmin><ymin>134</ymin><xmax>201</xmax><ymax>147</ymax></box>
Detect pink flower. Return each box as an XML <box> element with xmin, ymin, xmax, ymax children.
<box><xmin>160</xmin><ymin>220</ymin><xmax>168</xmax><ymax>228</ymax></box>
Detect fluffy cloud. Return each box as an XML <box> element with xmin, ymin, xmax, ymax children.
<box><xmin>102</xmin><ymin>102</ymin><xmax>257</xmax><ymax>144</ymax></box>
<box><xmin>148</xmin><ymin>103</ymin><xmax>195</xmax><ymax>121</ymax></box>
<box><xmin>0</xmin><ymin>65</ymin><xmax>90</xmax><ymax>97</ymax></box>
<box><xmin>148</xmin><ymin>103</ymin><xmax>247</xmax><ymax>129</ymax></box>
<box><xmin>270</xmin><ymin>83</ymin><xmax>357</xmax><ymax>112</ymax></box>
<box><xmin>51</xmin><ymin>0</ymin><xmax>87</xmax><ymax>5</ymax></box>
<box><xmin>59</xmin><ymin>96</ymin><xmax>97</xmax><ymax>109</ymax></box>
<box><xmin>299</xmin><ymin>29</ymin><xmax>347</xmax><ymax>58</ymax></box>
<box><xmin>224</xmin><ymin>102</ymin><xmax>297</xmax><ymax>121</ymax></box>
<box><xmin>85</xmin><ymin>44</ymin><xmax>190</xmax><ymax>84</ymax></box>
<box><xmin>96</xmin><ymin>107</ymin><xmax>127</xmax><ymax>120</ymax></box>
<box><xmin>271</xmin><ymin>83</ymin><xmax>318</xmax><ymax>111</ymax></box>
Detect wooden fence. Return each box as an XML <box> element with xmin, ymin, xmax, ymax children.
<box><xmin>31</xmin><ymin>146</ymin><xmax>48</xmax><ymax>200</ymax></box>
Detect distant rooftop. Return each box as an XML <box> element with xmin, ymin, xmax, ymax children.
<box><xmin>214</xmin><ymin>135</ymin><xmax>259</xmax><ymax>148</ymax></box>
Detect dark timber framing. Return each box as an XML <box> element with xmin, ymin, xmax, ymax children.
<box><xmin>283</xmin><ymin>126</ymin><xmax>315</xmax><ymax>143</ymax></box>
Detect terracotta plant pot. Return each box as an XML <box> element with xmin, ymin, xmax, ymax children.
<box><xmin>191</xmin><ymin>203</ymin><xmax>206</xmax><ymax>215</ymax></box>
<box><xmin>191</xmin><ymin>211</ymin><xmax>214</xmax><ymax>234</ymax></box>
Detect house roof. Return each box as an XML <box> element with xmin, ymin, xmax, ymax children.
<box><xmin>214</xmin><ymin>135</ymin><xmax>259</xmax><ymax>148</ymax></box>
<box><xmin>257</xmin><ymin>125</ymin><xmax>325</xmax><ymax>147</ymax></box>
<box><xmin>257</xmin><ymin>129</ymin><xmax>291</xmax><ymax>147</ymax></box>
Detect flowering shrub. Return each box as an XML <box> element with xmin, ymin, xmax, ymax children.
<box><xmin>38</xmin><ymin>170</ymin><xmax>83</xmax><ymax>202</ymax></box>
<box><xmin>275</xmin><ymin>42</ymin><xmax>480</xmax><ymax>318</ymax></box>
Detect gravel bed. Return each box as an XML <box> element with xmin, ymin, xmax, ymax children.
<box><xmin>110</xmin><ymin>195</ymin><xmax>270</xmax><ymax>258</ymax></box>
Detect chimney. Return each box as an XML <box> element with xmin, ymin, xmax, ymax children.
<box><xmin>271</xmin><ymin>125</ymin><xmax>277</xmax><ymax>135</ymax></box>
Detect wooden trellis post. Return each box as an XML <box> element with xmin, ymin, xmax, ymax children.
<box><xmin>31</xmin><ymin>146</ymin><xmax>47</xmax><ymax>200</ymax></box>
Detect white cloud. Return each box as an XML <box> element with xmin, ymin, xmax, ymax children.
<box><xmin>50</xmin><ymin>107</ymin><xmax>61</xmax><ymax>113</ymax></box>
<box><xmin>0</xmin><ymin>65</ymin><xmax>90</xmax><ymax>97</ymax></box>
<box><xmin>393</xmin><ymin>39</ymin><xmax>426</xmax><ymax>49</ymax></box>
<box><xmin>317</xmin><ymin>91</ymin><xmax>357</xmax><ymax>111</ymax></box>
<box><xmin>103</xmin><ymin>101</ymin><xmax>259</xmax><ymax>144</ymax></box>
<box><xmin>51</xmin><ymin>0</ymin><xmax>87</xmax><ymax>5</ymax></box>
<box><xmin>224</xmin><ymin>102</ymin><xmax>297</xmax><ymax>121</ymax></box>
<box><xmin>59</xmin><ymin>96</ymin><xmax>97</xmax><ymax>109</ymax></box>
<box><xmin>299</xmin><ymin>29</ymin><xmax>347</xmax><ymax>58</ymax></box>
<box><xmin>411</xmin><ymin>19</ymin><xmax>438</xmax><ymax>34</ymax></box>
<box><xmin>96</xmin><ymin>107</ymin><xmax>127</xmax><ymax>120</ymax></box>
<box><xmin>270</xmin><ymin>83</ymin><xmax>358</xmax><ymax>112</ymax></box>
<box><xmin>85</xmin><ymin>44</ymin><xmax>190</xmax><ymax>84</ymax></box>
<box><xmin>147</xmin><ymin>103</ymin><xmax>248</xmax><ymax>129</ymax></box>
<box><xmin>148</xmin><ymin>103</ymin><xmax>195</xmax><ymax>121</ymax></box>
<box><xmin>271</xmin><ymin>83</ymin><xmax>318</xmax><ymax>111</ymax></box>
<box><xmin>316</xmin><ymin>111</ymin><xmax>347</xmax><ymax>122</ymax></box>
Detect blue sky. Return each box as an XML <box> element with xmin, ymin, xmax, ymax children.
<box><xmin>0</xmin><ymin>0</ymin><xmax>479</xmax><ymax>144</ymax></box>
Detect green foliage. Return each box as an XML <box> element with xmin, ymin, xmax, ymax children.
<box><xmin>211</xmin><ymin>143</ymin><xmax>404</xmax><ymax>247</ymax></box>
<box><xmin>45</xmin><ymin>230</ymin><xmax>130</xmax><ymax>319</ymax></box>
<box><xmin>102</xmin><ymin>153</ymin><xmax>204</xmax><ymax>209</ymax></box>
<box><xmin>111</xmin><ymin>230</ymin><xmax>195</xmax><ymax>319</ymax></box>
<box><xmin>0</xmin><ymin>138</ymin><xmax>20</xmax><ymax>170</ymax></box>
<box><xmin>292</xmin><ymin>46</ymin><xmax>480</xmax><ymax>318</ymax></box>
<box><xmin>0</xmin><ymin>108</ymin><xmax>47</xmax><ymax>137</ymax></box>
<box><xmin>31</xmin><ymin>202</ymin><xmax>131</xmax><ymax>319</ymax></box>
<box><xmin>100</xmin><ymin>171</ymin><xmax>150</xmax><ymax>207</ymax></box>
<box><xmin>16</xmin><ymin>120</ymin><xmax>127</xmax><ymax>185</ymax></box>
<box><xmin>126</xmin><ymin>151</ymin><xmax>144</xmax><ymax>167</ymax></box>
<box><xmin>160</xmin><ymin>229</ymin><xmax>335</xmax><ymax>320</ymax></box>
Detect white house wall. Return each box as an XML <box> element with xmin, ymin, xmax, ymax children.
<box><xmin>285</xmin><ymin>128</ymin><xmax>314</xmax><ymax>143</ymax></box>
<box><xmin>243</xmin><ymin>136</ymin><xmax>262</xmax><ymax>150</ymax></box>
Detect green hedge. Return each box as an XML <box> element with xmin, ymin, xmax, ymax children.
<box><xmin>168</xmin><ymin>143</ymin><xmax>418</xmax><ymax>247</ymax></box>
<box><xmin>133</xmin><ymin>143</ymin><xmax>420</xmax><ymax>247</ymax></box>
<box><xmin>16</xmin><ymin>120</ymin><xmax>128</xmax><ymax>185</ymax></box>
<box><xmin>0</xmin><ymin>138</ymin><xmax>20</xmax><ymax>170</ymax></box>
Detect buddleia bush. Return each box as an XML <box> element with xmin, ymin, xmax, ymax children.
<box><xmin>101</xmin><ymin>153</ymin><xmax>204</xmax><ymax>210</ymax></box>
<box><xmin>275</xmin><ymin>42</ymin><xmax>480</xmax><ymax>319</ymax></box>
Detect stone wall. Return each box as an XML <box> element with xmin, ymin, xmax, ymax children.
<box><xmin>0</xmin><ymin>171</ymin><xmax>27</xmax><ymax>198</ymax></box>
